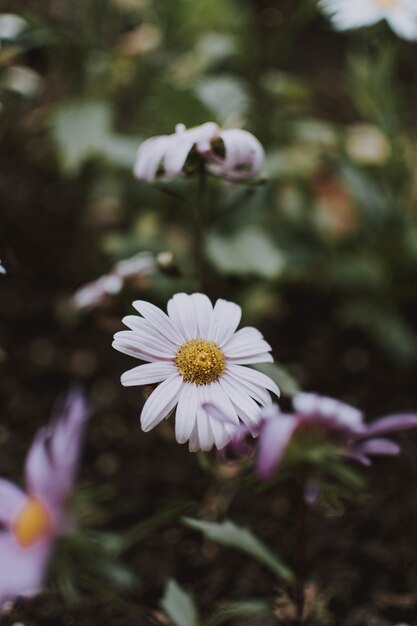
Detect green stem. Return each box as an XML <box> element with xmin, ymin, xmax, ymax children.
<box><xmin>195</xmin><ymin>161</ymin><xmax>207</xmax><ymax>291</ymax></box>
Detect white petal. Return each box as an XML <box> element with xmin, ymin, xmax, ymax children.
<box><xmin>140</xmin><ymin>375</ymin><xmax>183</xmax><ymax>431</ymax></box>
<box><xmin>190</xmin><ymin>293</ymin><xmax>213</xmax><ymax>337</ymax></box>
<box><xmin>133</xmin><ymin>135</ymin><xmax>171</xmax><ymax>182</ymax></box>
<box><xmin>184</xmin><ymin>121</ymin><xmax>219</xmax><ymax>147</ymax></box>
<box><xmin>227</xmin><ymin>364</ymin><xmax>280</xmax><ymax>397</ymax></box>
<box><xmin>224</xmin><ymin>338</ymin><xmax>272</xmax><ymax>359</ymax></box>
<box><xmin>121</xmin><ymin>362</ymin><xmax>177</xmax><ymax>387</ymax></box>
<box><xmin>122</xmin><ymin>316</ymin><xmax>181</xmax><ymax>349</ymax></box>
<box><xmin>113</xmin><ymin>330</ymin><xmax>174</xmax><ymax>360</ymax></box>
<box><xmin>175</xmin><ymin>383</ymin><xmax>198</xmax><ymax>444</ymax></box>
<box><xmin>219</xmin><ymin>377</ymin><xmax>262</xmax><ymax>429</ymax></box>
<box><xmin>387</xmin><ymin>11</ymin><xmax>417</xmax><ymax>40</ymax></box>
<box><xmin>228</xmin><ymin>352</ymin><xmax>273</xmax><ymax>365</ymax></box>
<box><xmin>208</xmin><ymin>299</ymin><xmax>242</xmax><ymax>346</ymax></box>
<box><xmin>132</xmin><ymin>300</ymin><xmax>184</xmax><ymax>345</ymax></box>
<box><xmin>167</xmin><ymin>293</ymin><xmax>198</xmax><ymax>340</ymax></box>
<box><xmin>162</xmin><ymin>138</ymin><xmax>194</xmax><ymax>177</ymax></box>
<box><xmin>223</xmin><ymin>370</ymin><xmax>271</xmax><ymax>406</ymax></box>
<box><xmin>118</xmin><ymin>327</ymin><xmax>177</xmax><ymax>356</ymax></box>
<box><xmin>196</xmin><ymin>392</ymin><xmax>215</xmax><ymax>451</ymax></box>
<box><xmin>112</xmin><ymin>338</ymin><xmax>160</xmax><ymax>362</ymax></box>
<box><xmin>218</xmin><ymin>129</ymin><xmax>265</xmax><ymax>179</ymax></box>
<box><xmin>223</xmin><ymin>327</ymin><xmax>263</xmax><ymax>348</ymax></box>
<box><xmin>208</xmin><ymin>382</ymin><xmax>240</xmax><ymax>447</ymax></box>
<box><xmin>188</xmin><ymin>422</ymin><xmax>201</xmax><ymax>452</ymax></box>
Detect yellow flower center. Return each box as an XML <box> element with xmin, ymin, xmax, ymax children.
<box><xmin>13</xmin><ymin>497</ymin><xmax>53</xmax><ymax>547</ymax></box>
<box><xmin>175</xmin><ymin>339</ymin><xmax>226</xmax><ymax>385</ymax></box>
<box><xmin>374</xmin><ymin>0</ymin><xmax>398</xmax><ymax>6</ymax></box>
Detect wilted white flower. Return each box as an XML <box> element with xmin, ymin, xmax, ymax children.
<box><xmin>73</xmin><ymin>252</ymin><xmax>155</xmax><ymax>311</ymax></box>
<box><xmin>320</xmin><ymin>0</ymin><xmax>417</xmax><ymax>40</ymax></box>
<box><xmin>133</xmin><ymin>122</ymin><xmax>264</xmax><ymax>183</ymax></box>
<box><xmin>113</xmin><ymin>292</ymin><xmax>279</xmax><ymax>452</ymax></box>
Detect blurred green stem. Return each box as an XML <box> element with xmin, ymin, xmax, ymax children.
<box><xmin>196</xmin><ymin>161</ymin><xmax>207</xmax><ymax>291</ymax></box>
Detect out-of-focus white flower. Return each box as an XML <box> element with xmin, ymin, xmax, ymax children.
<box><xmin>0</xmin><ymin>260</ymin><xmax>6</xmax><ymax>275</ymax></box>
<box><xmin>113</xmin><ymin>292</ymin><xmax>279</xmax><ymax>452</ymax></box>
<box><xmin>345</xmin><ymin>124</ymin><xmax>391</xmax><ymax>165</ymax></box>
<box><xmin>0</xmin><ymin>390</ymin><xmax>89</xmax><ymax>608</ymax></box>
<box><xmin>320</xmin><ymin>0</ymin><xmax>417</xmax><ymax>40</ymax></box>
<box><xmin>133</xmin><ymin>122</ymin><xmax>265</xmax><ymax>183</ymax></box>
<box><xmin>73</xmin><ymin>252</ymin><xmax>155</xmax><ymax>312</ymax></box>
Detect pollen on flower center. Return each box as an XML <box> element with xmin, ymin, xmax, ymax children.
<box><xmin>175</xmin><ymin>339</ymin><xmax>226</xmax><ymax>385</ymax></box>
<box><xmin>13</xmin><ymin>496</ymin><xmax>53</xmax><ymax>548</ymax></box>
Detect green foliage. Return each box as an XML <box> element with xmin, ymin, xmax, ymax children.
<box><xmin>184</xmin><ymin>518</ymin><xmax>293</xmax><ymax>582</ymax></box>
<box><xmin>161</xmin><ymin>580</ymin><xmax>200</xmax><ymax>626</ymax></box>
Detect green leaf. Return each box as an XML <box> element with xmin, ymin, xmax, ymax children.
<box><xmin>252</xmin><ymin>362</ymin><xmax>301</xmax><ymax>397</ymax></box>
<box><xmin>161</xmin><ymin>579</ymin><xmax>200</xmax><ymax>626</ymax></box>
<box><xmin>207</xmin><ymin>227</ymin><xmax>285</xmax><ymax>279</ymax></box>
<box><xmin>51</xmin><ymin>100</ymin><xmax>112</xmax><ymax>173</ymax></box>
<box><xmin>184</xmin><ymin>518</ymin><xmax>293</xmax><ymax>582</ymax></box>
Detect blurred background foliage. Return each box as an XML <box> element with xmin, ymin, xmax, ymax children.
<box><xmin>2</xmin><ymin>1</ymin><xmax>417</xmax><ymax>624</ymax></box>
<box><xmin>3</xmin><ymin>0</ymin><xmax>417</xmax><ymax>368</ymax></box>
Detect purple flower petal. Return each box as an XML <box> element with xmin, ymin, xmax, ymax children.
<box><xmin>25</xmin><ymin>389</ymin><xmax>89</xmax><ymax>510</ymax></box>
<box><xmin>353</xmin><ymin>438</ymin><xmax>401</xmax><ymax>457</ymax></box>
<box><xmin>256</xmin><ymin>413</ymin><xmax>299</xmax><ymax>479</ymax></box>
<box><xmin>0</xmin><ymin>534</ymin><xmax>53</xmax><ymax>609</ymax></box>
<box><xmin>359</xmin><ymin>413</ymin><xmax>417</xmax><ymax>439</ymax></box>
<box><xmin>0</xmin><ymin>480</ymin><xmax>26</xmax><ymax>526</ymax></box>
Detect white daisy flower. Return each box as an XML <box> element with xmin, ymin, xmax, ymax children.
<box><xmin>319</xmin><ymin>0</ymin><xmax>417</xmax><ymax>41</ymax></box>
<box><xmin>112</xmin><ymin>293</ymin><xmax>280</xmax><ymax>452</ymax></box>
<box><xmin>133</xmin><ymin>122</ymin><xmax>265</xmax><ymax>183</ymax></box>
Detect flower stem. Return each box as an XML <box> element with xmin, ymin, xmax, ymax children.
<box><xmin>195</xmin><ymin>161</ymin><xmax>207</xmax><ymax>291</ymax></box>
<box><xmin>294</xmin><ymin>483</ymin><xmax>308</xmax><ymax>624</ymax></box>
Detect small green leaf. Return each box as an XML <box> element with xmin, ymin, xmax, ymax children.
<box><xmin>207</xmin><ymin>227</ymin><xmax>285</xmax><ymax>279</ymax></box>
<box><xmin>184</xmin><ymin>518</ymin><xmax>293</xmax><ymax>582</ymax></box>
<box><xmin>161</xmin><ymin>579</ymin><xmax>200</xmax><ymax>626</ymax></box>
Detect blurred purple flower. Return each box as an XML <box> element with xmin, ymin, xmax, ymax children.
<box><xmin>0</xmin><ymin>389</ymin><xmax>89</xmax><ymax>609</ymax></box>
<box><xmin>73</xmin><ymin>252</ymin><xmax>155</xmax><ymax>311</ymax></box>
<box><xmin>206</xmin><ymin>393</ymin><xmax>417</xmax><ymax>480</ymax></box>
<box><xmin>133</xmin><ymin>122</ymin><xmax>264</xmax><ymax>183</ymax></box>
<box><xmin>258</xmin><ymin>394</ymin><xmax>417</xmax><ymax>478</ymax></box>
